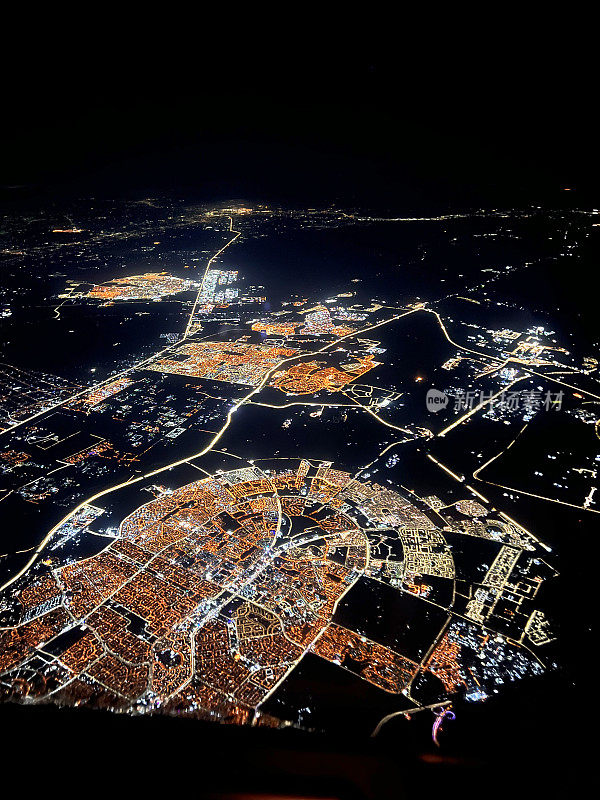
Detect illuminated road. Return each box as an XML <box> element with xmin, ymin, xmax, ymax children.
<box><xmin>183</xmin><ymin>215</ymin><xmax>242</xmax><ymax>338</ymax></box>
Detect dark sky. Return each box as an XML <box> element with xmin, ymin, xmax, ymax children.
<box><xmin>2</xmin><ymin>25</ymin><xmax>597</xmax><ymax>210</ymax></box>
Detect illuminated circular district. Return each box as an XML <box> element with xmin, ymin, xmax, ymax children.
<box><xmin>0</xmin><ymin>459</ymin><xmax>555</xmax><ymax>732</ymax></box>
